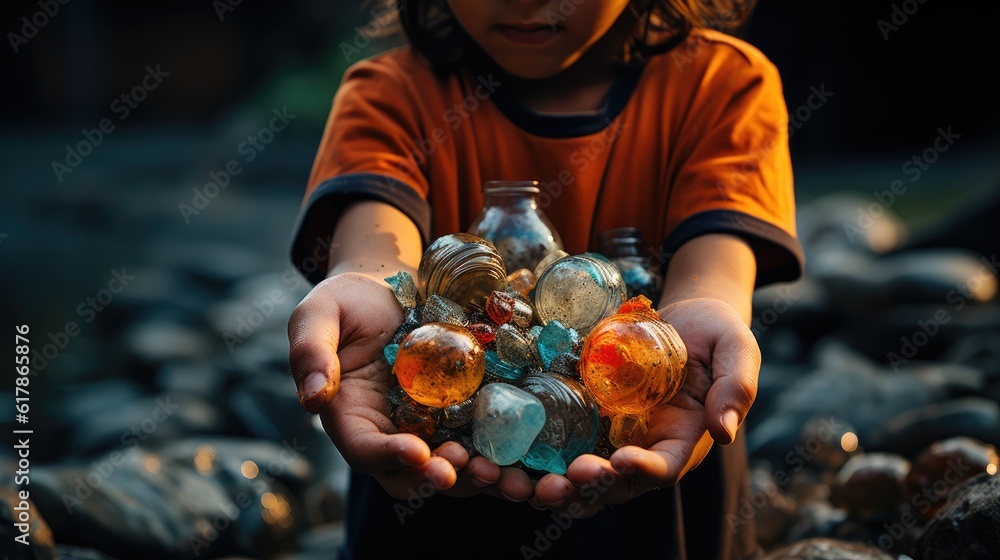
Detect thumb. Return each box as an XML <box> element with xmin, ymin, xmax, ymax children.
<box><xmin>703</xmin><ymin>325</ymin><xmax>760</xmax><ymax>445</ymax></box>
<box><xmin>288</xmin><ymin>286</ymin><xmax>343</xmax><ymax>414</ymax></box>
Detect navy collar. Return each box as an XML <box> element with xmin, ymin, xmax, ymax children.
<box><xmin>482</xmin><ymin>62</ymin><xmax>645</xmax><ymax>139</ymax></box>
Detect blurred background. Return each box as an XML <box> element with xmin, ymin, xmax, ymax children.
<box><xmin>2</xmin><ymin>1</ymin><xmax>998</xmax><ymax>559</ymax></box>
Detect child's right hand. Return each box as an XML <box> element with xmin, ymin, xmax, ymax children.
<box><xmin>287</xmin><ymin>272</ymin><xmax>533</xmax><ymax>501</ymax></box>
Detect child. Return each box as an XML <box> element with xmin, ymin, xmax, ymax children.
<box><xmin>287</xmin><ymin>0</ymin><xmax>803</xmax><ymax>558</ymax></box>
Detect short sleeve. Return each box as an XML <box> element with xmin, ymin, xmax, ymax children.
<box><xmin>662</xmin><ymin>43</ymin><xmax>804</xmax><ymax>287</ymax></box>
<box><xmin>290</xmin><ymin>53</ymin><xmax>432</xmax><ymax>284</ymax></box>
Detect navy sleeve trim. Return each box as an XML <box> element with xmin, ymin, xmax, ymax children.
<box><xmin>660</xmin><ymin>209</ymin><xmax>805</xmax><ymax>287</ymax></box>
<box><xmin>289</xmin><ymin>173</ymin><xmax>431</xmax><ymax>285</ymax></box>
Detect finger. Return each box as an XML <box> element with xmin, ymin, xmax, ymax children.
<box><xmin>373</xmin><ymin>455</ymin><xmax>459</xmax><ymax>499</ymax></box>
<box><xmin>532</xmin><ymin>473</ymin><xmax>575</xmax><ymax>509</ymax></box>
<box><xmin>431</xmin><ymin>441</ymin><xmax>470</xmax><ymax>470</ymax></box>
<box><xmin>288</xmin><ymin>286</ymin><xmax>343</xmax><ymax>413</ymax></box>
<box><xmin>565</xmin><ymin>454</ymin><xmax>637</xmax><ymax>506</ymax></box>
<box><xmin>703</xmin><ymin>326</ymin><xmax>760</xmax><ymax>444</ymax></box>
<box><xmin>483</xmin><ymin>466</ymin><xmax>533</xmax><ymax>502</ymax></box>
<box><xmin>612</xmin><ymin>429</ymin><xmax>714</xmax><ymax>489</ymax></box>
<box><xmin>432</xmin><ymin>444</ymin><xmax>502</xmax><ymax>497</ymax></box>
<box><xmin>321</xmin><ymin>407</ymin><xmax>432</xmax><ymax>473</ymax></box>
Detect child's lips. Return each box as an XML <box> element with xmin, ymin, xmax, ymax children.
<box><xmin>494</xmin><ymin>24</ymin><xmax>562</xmax><ymax>46</ymax></box>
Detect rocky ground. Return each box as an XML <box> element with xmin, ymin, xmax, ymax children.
<box><xmin>1</xmin><ymin>125</ymin><xmax>999</xmax><ymax>559</ymax></box>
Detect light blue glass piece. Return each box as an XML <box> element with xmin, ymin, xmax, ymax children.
<box><xmin>383</xmin><ymin>343</ymin><xmax>399</xmax><ymax>366</ymax></box>
<box><xmin>517</xmin><ymin>373</ymin><xmax>600</xmax><ymax>474</ymax></box>
<box><xmin>385</xmin><ymin>271</ymin><xmax>420</xmax><ymax>309</ymax></box>
<box><xmin>536</xmin><ymin>320</ymin><xmax>577</xmax><ymax>369</ymax></box>
<box><xmin>473</xmin><ymin>383</ymin><xmax>546</xmax><ymax>466</ymax></box>
<box><xmin>485</xmin><ymin>350</ymin><xmax>523</xmax><ymax>382</ymax></box>
<box><xmin>520</xmin><ymin>442</ymin><xmax>567</xmax><ymax>475</ymax></box>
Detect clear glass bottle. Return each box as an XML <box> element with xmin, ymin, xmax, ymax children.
<box><xmin>468</xmin><ymin>181</ymin><xmax>564</xmax><ymax>274</ymax></box>
<box><xmin>596</xmin><ymin>227</ymin><xmax>663</xmax><ymax>304</ymax></box>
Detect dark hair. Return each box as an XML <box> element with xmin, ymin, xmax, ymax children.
<box><xmin>375</xmin><ymin>0</ymin><xmax>757</xmax><ymax>77</ymax></box>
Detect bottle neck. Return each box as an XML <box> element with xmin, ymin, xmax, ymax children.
<box><xmin>483</xmin><ymin>192</ymin><xmax>538</xmax><ymax>210</ymax></box>
<box><xmin>597</xmin><ymin>227</ymin><xmax>645</xmax><ymax>258</ymax></box>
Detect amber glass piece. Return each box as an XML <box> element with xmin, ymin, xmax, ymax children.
<box><xmin>393</xmin><ymin>323</ymin><xmax>486</xmax><ymax>408</ymax></box>
<box><xmin>506</xmin><ymin>268</ymin><xmax>537</xmax><ymax>298</ymax></box>
<box><xmin>578</xmin><ymin>297</ymin><xmax>687</xmax><ymax>448</ymax></box>
<box><xmin>579</xmin><ymin>304</ymin><xmax>686</xmax><ymax>414</ymax></box>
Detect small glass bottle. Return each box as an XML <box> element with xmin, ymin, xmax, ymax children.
<box><xmin>468</xmin><ymin>181</ymin><xmax>564</xmax><ymax>274</ymax></box>
<box><xmin>596</xmin><ymin>227</ymin><xmax>664</xmax><ymax>304</ymax></box>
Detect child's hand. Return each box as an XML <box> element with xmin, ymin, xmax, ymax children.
<box><xmin>528</xmin><ymin>298</ymin><xmax>760</xmax><ymax>516</ymax></box>
<box><xmin>287</xmin><ymin>272</ymin><xmax>533</xmax><ymax>502</ymax></box>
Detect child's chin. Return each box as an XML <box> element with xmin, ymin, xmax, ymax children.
<box><xmin>487</xmin><ymin>55</ymin><xmax>569</xmax><ymax>81</ymax></box>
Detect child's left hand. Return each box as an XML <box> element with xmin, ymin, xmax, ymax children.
<box><xmin>527</xmin><ymin>297</ymin><xmax>761</xmax><ymax>516</ymax></box>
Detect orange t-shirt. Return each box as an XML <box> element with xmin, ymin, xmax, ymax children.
<box><xmin>291</xmin><ymin>28</ymin><xmax>803</xmax><ymax>287</ymax></box>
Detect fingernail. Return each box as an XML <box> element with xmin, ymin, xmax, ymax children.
<box><xmin>721</xmin><ymin>409</ymin><xmax>740</xmax><ymax>442</ymax></box>
<box><xmin>500</xmin><ymin>491</ymin><xmax>523</xmax><ymax>502</ymax></box>
<box><xmin>299</xmin><ymin>371</ymin><xmax>327</xmax><ymax>400</ymax></box>
<box><xmin>473</xmin><ymin>475</ymin><xmax>493</xmax><ymax>488</ymax></box>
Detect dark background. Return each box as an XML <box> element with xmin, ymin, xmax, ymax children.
<box><xmin>5</xmin><ymin>1</ymin><xmax>1000</xmax><ymax>155</ymax></box>
<box><xmin>1</xmin><ymin>1</ymin><xmax>998</xmax><ymax>558</ymax></box>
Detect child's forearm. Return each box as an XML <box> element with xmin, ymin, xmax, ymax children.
<box><xmin>657</xmin><ymin>234</ymin><xmax>757</xmax><ymax>325</ymax></box>
<box><xmin>325</xmin><ymin>201</ymin><xmax>424</xmax><ymax>280</ymax></box>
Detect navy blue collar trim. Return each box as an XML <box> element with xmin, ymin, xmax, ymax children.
<box><xmin>486</xmin><ymin>63</ymin><xmax>645</xmax><ymax>139</ymax></box>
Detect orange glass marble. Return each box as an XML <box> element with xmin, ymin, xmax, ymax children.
<box><xmin>578</xmin><ymin>296</ymin><xmax>687</xmax><ymax>448</ymax></box>
<box><xmin>393</xmin><ymin>323</ymin><xmax>486</xmax><ymax>408</ymax></box>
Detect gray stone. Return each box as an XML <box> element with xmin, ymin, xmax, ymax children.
<box><xmin>912</xmin><ymin>473</ymin><xmax>1000</xmax><ymax>560</ymax></box>
<box><xmin>30</xmin><ymin>438</ymin><xmax>311</xmax><ymax>560</ymax></box>
<box><xmin>762</xmin><ymin>537</ymin><xmax>894</xmax><ymax>560</ymax></box>
<box><xmin>0</xmin><ymin>487</ymin><xmax>57</xmax><ymax>559</ymax></box>
<box><xmin>748</xmin><ymin>342</ymin><xmax>985</xmax><ymax>463</ymax></box>
<box><xmin>869</xmin><ymin>398</ymin><xmax>1000</xmax><ymax>458</ymax></box>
